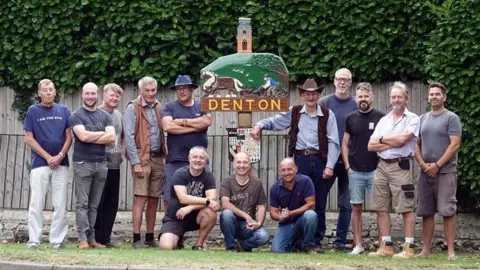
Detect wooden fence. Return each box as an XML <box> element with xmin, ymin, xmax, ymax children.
<box><xmin>0</xmin><ymin>81</ymin><xmax>429</xmax><ymax>211</ymax></box>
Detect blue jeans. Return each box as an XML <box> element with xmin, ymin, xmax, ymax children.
<box><xmin>333</xmin><ymin>161</ymin><xmax>352</xmax><ymax>248</ymax></box>
<box><xmin>271</xmin><ymin>210</ymin><xmax>317</xmax><ymax>252</ymax></box>
<box><xmin>348</xmin><ymin>171</ymin><xmax>374</xmax><ymax>204</ymax></box>
<box><xmin>220</xmin><ymin>210</ymin><xmax>270</xmax><ymax>251</ymax></box>
<box><xmin>294</xmin><ymin>155</ymin><xmax>334</xmax><ymax>243</ymax></box>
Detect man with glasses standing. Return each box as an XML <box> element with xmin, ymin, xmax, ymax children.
<box><xmin>319</xmin><ymin>68</ymin><xmax>357</xmax><ymax>250</ymax></box>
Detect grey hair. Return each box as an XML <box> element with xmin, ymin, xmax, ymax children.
<box><xmin>356</xmin><ymin>82</ymin><xmax>372</xmax><ymax>92</ymax></box>
<box><xmin>189</xmin><ymin>146</ymin><xmax>209</xmax><ymax>159</ymax></box>
<box><xmin>390</xmin><ymin>81</ymin><xmax>409</xmax><ymax>97</ymax></box>
<box><xmin>103</xmin><ymin>83</ymin><xmax>124</xmax><ymax>96</ymax></box>
<box><xmin>38</xmin><ymin>79</ymin><xmax>54</xmax><ymax>90</ymax></box>
<box><xmin>138</xmin><ymin>76</ymin><xmax>157</xmax><ymax>90</ymax></box>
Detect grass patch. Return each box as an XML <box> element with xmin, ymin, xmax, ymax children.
<box><xmin>1</xmin><ymin>243</ymin><xmax>480</xmax><ymax>269</ymax></box>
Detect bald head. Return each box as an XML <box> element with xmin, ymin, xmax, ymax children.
<box><xmin>234</xmin><ymin>152</ymin><xmax>251</xmax><ymax>163</ymax></box>
<box><xmin>280</xmin><ymin>157</ymin><xmax>295</xmax><ymax>168</ymax></box>
<box><xmin>279</xmin><ymin>158</ymin><xmax>297</xmax><ymax>183</ymax></box>
<box><xmin>83</xmin><ymin>82</ymin><xmax>98</xmax><ymax>92</ymax></box>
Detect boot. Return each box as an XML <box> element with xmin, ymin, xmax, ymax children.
<box><xmin>88</xmin><ymin>241</ymin><xmax>106</xmax><ymax>249</ymax></box>
<box><xmin>368</xmin><ymin>240</ymin><xmax>394</xmax><ymax>257</ymax></box>
<box><xmin>78</xmin><ymin>240</ymin><xmax>90</xmax><ymax>249</ymax></box>
<box><xmin>393</xmin><ymin>243</ymin><xmax>415</xmax><ymax>259</ymax></box>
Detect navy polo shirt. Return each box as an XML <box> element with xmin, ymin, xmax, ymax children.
<box><xmin>269</xmin><ymin>174</ymin><xmax>315</xmax><ymax>226</ymax></box>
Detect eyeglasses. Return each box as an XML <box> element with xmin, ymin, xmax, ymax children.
<box><xmin>335</xmin><ymin>78</ymin><xmax>351</xmax><ymax>83</ymax></box>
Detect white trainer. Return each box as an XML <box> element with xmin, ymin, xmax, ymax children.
<box><xmin>349</xmin><ymin>246</ymin><xmax>365</xmax><ymax>255</ymax></box>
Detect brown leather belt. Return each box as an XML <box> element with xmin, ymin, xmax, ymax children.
<box><xmin>150</xmin><ymin>152</ymin><xmax>163</xmax><ymax>157</ymax></box>
<box><xmin>380</xmin><ymin>157</ymin><xmax>411</xmax><ymax>163</ymax></box>
<box><xmin>295</xmin><ymin>149</ymin><xmax>321</xmax><ymax>156</ymax></box>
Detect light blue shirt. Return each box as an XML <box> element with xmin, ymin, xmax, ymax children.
<box><xmin>124</xmin><ymin>98</ymin><xmax>161</xmax><ymax>165</ymax></box>
<box><xmin>256</xmin><ymin>104</ymin><xmax>340</xmax><ymax>169</ymax></box>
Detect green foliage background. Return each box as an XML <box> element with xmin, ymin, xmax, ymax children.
<box><xmin>0</xmin><ymin>0</ymin><xmax>479</xmax><ymax>201</ymax></box>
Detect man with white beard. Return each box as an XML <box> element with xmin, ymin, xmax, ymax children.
<box><xmin>367</xmin><ymin>82</ymin><xmax>419</xmax><ymax>259</ymax></box>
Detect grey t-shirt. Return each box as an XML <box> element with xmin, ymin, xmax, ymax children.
<box><xmin>70</xmin><ymin>107</ymin><xmax>113</xmax><ymax>162</ymax></box>
<box><xmin>419</xmin><ymin>110</ymin><xmax>462</xmax><ymax>173</ymax></box>
<box><xmin>100</xmin><ymin>107</ymin><xmax>123</xmax><ymax>169</ymax></box>
<box><xmin>220</xmin><ymin>175</ymin><xmax>266</xmax><ymax>220</ymax></box>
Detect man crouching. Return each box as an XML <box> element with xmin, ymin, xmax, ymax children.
<box><xmin>159</xmin><ymin>146</ymin><xmax>220</xmax><ymax>250</ymax></box>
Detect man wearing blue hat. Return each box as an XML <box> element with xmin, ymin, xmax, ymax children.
<box><xmin>162</xmin><ymin>75</ymin><xmax>212</xmax><ymax>217</ymax></box>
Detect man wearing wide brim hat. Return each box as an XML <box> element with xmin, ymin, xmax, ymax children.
<box><xmin>161</xmin><ymin>75</ymin><xmax>212</xmax><ymax>222</ymax></box>
<box><xmin>252</xmin><ymin>78</ymin><xmax>340</xmax><ymax>253</ymax></box>
<box><xmin>169</xmin><ymin>75</ymin><xmax>198</xmax><ymax>90</ymax></box>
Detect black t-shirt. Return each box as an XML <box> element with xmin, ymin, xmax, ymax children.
<box><xmin>345</xmin><ymin>109</ymin><xmax>385</xmax><ymax>171</ymax></box>
<box><xmin>167</xmin><ymin>166</ymin><xmax>216</xmax><ymax>219</ymax></box>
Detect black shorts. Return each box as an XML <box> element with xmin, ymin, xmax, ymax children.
<box><xmin>159</xmin><ymin>210</ymin><xmax>200</xmax><ymax>237</ymax></box>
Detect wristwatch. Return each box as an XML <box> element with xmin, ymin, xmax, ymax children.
<box><xmin>379</xmin><ymin>136</ymin><xmax>384</xmax><ymax>144</ymax></box>
<box><xmin>205</xmin><ymin>198</ymin><xmax>210</xmax><ymax>206</ymax></box>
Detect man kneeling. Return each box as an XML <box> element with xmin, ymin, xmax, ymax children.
<box><xmin>220</xmin><ymin>152</ymin><xmax>269</xmax><ymax>252</ymax></box>
<box><xmin>159</xmin><ymin>147</ymin><xmax>220</xmax><ymax>250</ymax></box>
<box><xmin>270</xmin><ymin>158</ymin><xmax>317</xmax><ymax>253</ymax></box>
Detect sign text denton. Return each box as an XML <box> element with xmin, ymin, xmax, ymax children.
<box><xmin>200</xmin><ymin>97</ymin><xmax>289</xmax><ymax>112</ymax></box>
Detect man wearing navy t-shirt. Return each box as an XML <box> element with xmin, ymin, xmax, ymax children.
<box><xmin>161</xmin><ymin>75</ymin><xmax>212</xmax><ymax>211</ymax></box>
<box><xmin>319</xmin><ymin>68</ymin><xmax>357</xmax><ymax>250</ymax></box>
<box><xmin>24</xmin><ymin>79</ymin><xmax>72</xmax><ymax>249</ymax></box>
<box><xmin>270</xmin><ymin>158</ymin><xmax>317</xmax><ymax>253</ymax></box>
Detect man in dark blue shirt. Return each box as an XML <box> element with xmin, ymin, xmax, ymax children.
<box><xmin>270</xmin><ymin>158</ymin><xmax>317</xmax><ymax>253</ymax></box>
<box><xmin>161</xmin><ymin>75</ymin><xmax>212</xmax><ymax>211</ymax></box>
<box><xmin>319</xmin><ymin>68</ymin><xmax>357</xmax><ymax>250</ymax></box>
<box><xmin>24</xmin><ymin>79</ymin><xmax>72</xmax><ymax>249</ymax></box>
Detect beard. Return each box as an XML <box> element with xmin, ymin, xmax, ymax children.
<box><xmin>392</xmin><ymin>105</ymin><xmax>403</xmax><ymax>111</ymax></box>
<box><xmin>359</xmin><ymin>101</ymin><xmax>371</xmax><ymax>112</ymax></box>
<box><xmin>83</xmin><ymin>100</ymin><xmax>97</xmax><ymax>108</ymax></box>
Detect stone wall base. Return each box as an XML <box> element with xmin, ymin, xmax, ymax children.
<box><xmin>2</xmin><ymin>209</ymin><xmax>480</xmax><ymax>252</ymax></box>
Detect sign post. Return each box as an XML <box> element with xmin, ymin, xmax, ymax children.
<box><xmin>200</xmin><ymin>17</ymin><xmax>290</xmax><ymax>163</ymax></box>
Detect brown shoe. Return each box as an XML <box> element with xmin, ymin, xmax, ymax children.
<box><xmin>368</xmin><ymin>240</ymin><xmax>394</xmax><ymax>258</ymax></box>
<box><xmin>88</xmin><ymin>241</ymin><xmax>106</xmax><ymax>249</ymax></box>
<box><xmin>78</xmin><ymin>240</ymin><xmax>90</xmax><ymax>249</ymax></box>
<box><xmin>393</xmin><ymin>243</ymin><xmax>415</xmax><ymax>259</ymax></box>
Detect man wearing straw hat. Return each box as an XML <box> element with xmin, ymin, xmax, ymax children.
<box><xmin>252</xmin><ymin>78</ymin><xmax>340</xmax><ymax>252</ymax></box>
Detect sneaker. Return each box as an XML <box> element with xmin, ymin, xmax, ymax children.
<box><xmin>104</xmin><ymin>242</ymin><xmax>119</xmax><ymax>248</ymax></box>
<box><xmin>349</xmin><ymin>246</ymin><xmax>365</xmax><ymax>255</ymax></box>
<box><xmin>368</xmin><ymin>241</ymin><xmax>394</xmax><ymax>258</ymax></box>
<box><xmin>88</xmin><ymin>241</ymin><xmax>106</xmax><ymax>249</ymax></box>
<box><xmin>314</xmin><ymin>245</ymin><xmax>325</xmax><ymax>254</ymax></box>
<box><xmin>302</xmin><ymin>246</ymin><xmax>316</xmax><ymax>254</ymax></box>
<box><xmin>50</xmin><ymin>243</ymin><xmax>66</xmax><ymax>249</ymax></box>
<box><xmin>144</xmin><ymin>240</ymin><xmax>159</xmax><ymax>248</ymax></box>
<box><xmin>392</xmin><ymin>243</ymin><xmax>415</xmax><ymax>259</ymax></box>
<box><xmin>27</xmin><ymin>243</ymin><xmax>40</xmax><ymax>249</ymax></box>
<box><xmin>192</xmin><ymin>245</ymin><xmax>207</xmax><ymax>251</ymax></box>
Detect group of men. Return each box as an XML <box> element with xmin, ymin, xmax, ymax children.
<box><xmin>24</xmin><ymin>68</ymin><xmax>461</xmax><ymax>260</ymax></box>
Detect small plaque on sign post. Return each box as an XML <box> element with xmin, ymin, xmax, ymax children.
<box><xmin>227</xmin><ymin>128</ymin><xmax>260</xmax><ymax>163</ymax></box>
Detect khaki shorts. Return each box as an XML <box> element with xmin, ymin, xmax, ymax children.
<box><xmin>371</xmin><ymin>159</ymin><xmax>416</xmax><ymax>213</ymax></box>
<box><xmin>132</xmin><ymin>156</ymin><xmax>164</xmax><ymax>198</ymax></box>
<box><xmin>417</xmin><ymin>172</ymin><xmax>457</xmax><ymax>217</ymax></box>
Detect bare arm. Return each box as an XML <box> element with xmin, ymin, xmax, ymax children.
<box><xmin>24</xmin><ymin>131</ymin><xmax>53</xmax><ymax>161</ymax></box>
<box><xmin>341</xmin><ymin>132</ymin><xmax>351</xmax><ymax>169</ymax></box>
<box><xmin>289</xmin><ymin>196</ymin><xmax>315</xmax><ymax>217</ymax></box>
<box><xmin>162</xmin><ymin>116</ymin><xmax>198</xmax><ymax>134</ymax></box>
<box><xmin>72</xmin><ymin>125</ymin><xmax>105</xmax><ymax>142</ymax></box>
<box><xmin>256</xmin><ymin>205</ymin><xmax>266</xmax><ymax>225</ymax></box>
<box><xmin>92</xmin><ymin>126</ymin><xmax>115</xmax><ymax>144</ymax></box>
<box><xmin>436</xmin><ymin>136</ymin><xmax>461</xmax><ymax>167</ymax></box>
<box><xmin>414</xmin><ymin>137</ymin><xmax>428</xmax><ymax>170</ymax></box>
<box><xmin>269</xmin><ymin>206</ymin><xmax>282</xmax><ymax>222</ymax></box>
<box><xmin>59</xmin><ymin>128</ymin><xmax>73</xmax><ymax>157</ymax></box>
<box><xmin>221</xmin><ymin>197</ymin><xmax>251</xmax><ymax>220</ymax></box>
<box><xmin>368</xmin><ymin>137</ymin><xmax>393</xmax><ymax>152</ymax></box>
<box><xmin>381</xmin><ymin>131</ymin><xmax>414</xmax><ymax>147</ymax></box>
<box><xmin>176</xmin><ymin>114</ymin><xmax>212</xmax><ymax>130</ymax></box>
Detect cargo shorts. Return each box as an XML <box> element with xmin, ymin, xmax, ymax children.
<box><xmin>371</xmin><ymin>159</ymin><xmax>416</xmax><ymax>213</ymax></box>
<box><xmin>417</xmin><ymin>172</ymin><xmax>457</xmax><ymax>217</ymax></box>
<box><xmin>132</xmin><ymin>156</ymin><xmax>164</xmax><ymax>198</ymax></box>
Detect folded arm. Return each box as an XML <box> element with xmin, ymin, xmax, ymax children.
<box><xmin>92</xmin><ymin>126</ymin><xmax>116</xmax><ymax>144</ymax></box>
<box><xmin>368</xmin><ymin>136</ymin><xmax>393</xmax><ymax>152</ymax></box>
<box><xmin>72</xmin><ymin>125</ymin><xmax>105</xmax><ymax>143</ymax></box>
<box><xmin>381</xmin><ymin>131</ymin><xmax>414</xmax><ymax>147</ymax></box>
<box><xmin>162</xmin><ymin>116</ymin><xmax>198</xmax><ymax>134</ymax></box>
<box><xmin>174</xmin><ymin>114</ymin><xmax>212</xmax><ymax>130</ymax></box>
